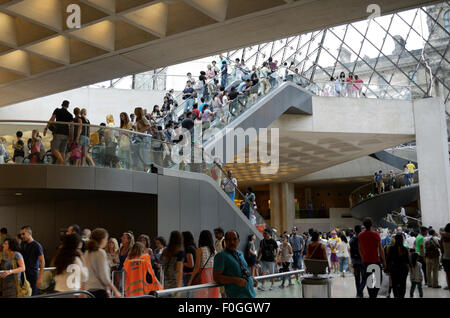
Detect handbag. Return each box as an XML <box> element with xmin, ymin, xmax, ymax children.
<box><xmin>70</xmin><ymin>142</ymin><xmax>82</xmax><ymax>161</ymax></box>
<box><xmin>190</xmin><ymin>250</ymin><xmax>213</xmax><ymax>286</ymax></box>
<box><xmin>12</xmin><ymin>254</ymin><xmax>32</xmax><ymax>297</ymax></box>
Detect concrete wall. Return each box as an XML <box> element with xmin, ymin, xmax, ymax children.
<box><xmin>292</xmin><ymin>156</ymin><xmax>400</xmax><ymax>183</ymax></box>
<box><xmin>0</xmin><ymin>164</ymin><xmax>262</xmax><ymax>254</ymax></box>
<box><xmin>271</xmin><ymin>96</ymin><xmax>416</xmax><ymax>135</ymax></box>
<box><xmin>0</xmin><ymin>87</ymin><xmax>170</xmax><ymax>126</ymax></box>
<box><xmin>293</xmin><ymin>208</ymin><xmax>360</xmax><ymax>233</ymax></box>
<box><xmin>159</xmin><ymin>169</ymin><xmax>263</xmax><ymax>250</ymax></box>
<box><xmin>0</xmin><ymin>190</ymin><xmax>157</xmax><ymax>263</ymax></box>
<box><xmin>413</xmin><ymin>97</ymin><xmax>450</xmax><ymax>229</ymax></box>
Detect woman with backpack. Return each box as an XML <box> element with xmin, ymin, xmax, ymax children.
<box><xmin>0</xmin><ymin>238</ymin><xmax>26</xmax><ymax>298</ymax></box>
<box><xmin>425</xmin><ymin>229</ymin><xmax>441</xmax><ymax>288</ymax></box>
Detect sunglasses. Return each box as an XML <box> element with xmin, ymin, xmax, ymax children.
<box><xmin>20</xmin><ymin>233</ymin><xmax>26</xmax><ymax>236</ymax></box>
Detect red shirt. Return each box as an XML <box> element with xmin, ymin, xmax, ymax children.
<box><xmin>358</xmin><ymin>230</ymin><xmax>381</xmax><ymax>263</ymax></box>
<box><xmin>192</xmin><ymin>109</ymin><xmax>200</xmax><ymax>119</ymax></box>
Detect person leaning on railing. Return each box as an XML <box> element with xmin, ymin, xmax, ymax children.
<box><xmin>213</xmin><ymin>231</ymin><xmax>257</xmax><ymax>298</ymax></box>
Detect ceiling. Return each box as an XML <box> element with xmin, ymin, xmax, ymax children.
<box><xmin>0</xmin><ymin>0</ymin><xmax>438</xmax><ymax>107</ymax></box>
<box><xmin>223</xmin><ymin>130</ymin><xmax>415</xmax><ymax>185</ymax></box>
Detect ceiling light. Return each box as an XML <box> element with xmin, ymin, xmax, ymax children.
<box><xmin>14</xmin><ymin>192</ymin><xmax>23</xmax><ymax>196</ymax></box>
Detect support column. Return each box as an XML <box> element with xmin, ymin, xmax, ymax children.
<box><xmin>280</xmin><ymin>183</ymin><xmax>295</xmax><ymax>232</ymax></box>
<box><xmin>269</xmin><ymin>183</ymin><xmax>281</xmax><ymax>231</ymax></box>
<box><xmin>270</xmin><ymin>183</ymin><xmax>295</xmax><ymax>233</ymax></box>
<box><xmin>413</xmin><ymin>97</ymin><xmax>450</xmax><ymax>229</ymax></box>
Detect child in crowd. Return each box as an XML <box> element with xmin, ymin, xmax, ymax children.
<box><xmin>410</xmin><ymin>252</ymin><xmax>424</xmax><ymax>298</ymax></box>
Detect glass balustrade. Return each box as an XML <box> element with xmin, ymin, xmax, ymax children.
<box><xmin>0</xmin><ymin>120</ymin><xmax>266</xmax><ymax>231</ymax></box>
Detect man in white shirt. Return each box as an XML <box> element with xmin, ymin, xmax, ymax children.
<box><xmin>400</xmin><ymin>206</ymin><xmax>408</xmax><ymax>225</ymax></box>
<box><xmin>406</xmin><ymin>232</ymin><xmax>416</xmax><ymax>253</ymax></box>
<box><xmin>221</xmin><ymin>170</ymin><xmax>238</xmax><ymax>201</ymax></box>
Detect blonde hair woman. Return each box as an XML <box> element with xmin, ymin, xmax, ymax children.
<box><xmin>132</xmin><ymin>107</ymin><xmax>150</xmax><ymax>171</ymax></box>
<box><xmin>29</xmin><ymin>129</ymin><xmax>45</xmax><ymax>164</ymax></box>
<box><xmin>104</xmin><ymin>114</ymin><xmax>121</xmax><ymax>168</ymax></box>
<box><xmin>79</xmin><ymin>108</ymin><xmax>95</xmax><ymax>167</ymax></box>
<box><xmin>119</xmin><ymin>112</ymin><xmax>132</xmax><ymax>169</ymax></box>
<box><xmin>118</xmin><ymin>232</ymin><xmax>135</xmax><ymax>271</ymax></box>
<box><xmin>106</xmin><ymin>237</ymin><xmax>120</xmax><ymax>271</ymax></box>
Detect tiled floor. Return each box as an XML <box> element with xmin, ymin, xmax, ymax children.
<box><xmin>255</xmin><ymin>271</ymin><xmax>449</xmax><ymax>298</ymax></box>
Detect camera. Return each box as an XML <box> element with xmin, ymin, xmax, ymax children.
<box><xmin>241</xmin><ymin>268</ymin><xmax>250</xmax><ymax>281</ymax></box>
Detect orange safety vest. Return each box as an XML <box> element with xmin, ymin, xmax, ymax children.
<box><xmin>123</xmin><ymin>254</ymin><xmax>163</xmax><ymax>297</ymax></box>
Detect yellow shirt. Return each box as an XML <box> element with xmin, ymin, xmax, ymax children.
<box><xmin>406</xmin><ymin>163</ymin><xmax>415</xmax><ymax>173</ymax></box>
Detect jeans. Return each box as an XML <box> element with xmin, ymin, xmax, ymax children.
<box><xmin>184</xmin><ymin>98</ymin><xmax>194</xmax><ymax>113</ymax></box>
<box><xmin>339</xmin><ymin>257</ymin><xmax>349</xmax><ymax>272</ymax></box>
<box><xmin>226</xmin><ymin>192</ymin><xmax>235</xmax><ymax>201</ymax></box>
<box><xmin>404</xmin><ymin>174</ymin><xmax>410</xmax><ymax>186</ymax></box>
<box><xmin>410</xmin><ymin>281</ymin><xmax>423</xmax><ymax>297</ymax></box>
<box><xmin>352</xmin><ymin>262</ymin><xmax>365</xmax><ymax>297</ymax></box>
<box><xmin>196</xmin><ymin>89</ymin><xmax>204</xmax><ymax>104</ymax></box>
<box><xmin>221</xmin><ymin>74</ymin><xmax>228</xmax><ymax>87</ymax></box>
<box><xmin>362</xmin><ymin>263</ymin><xmax>382</xmax><ymax>298</ymax></box>
<box><xmin>26</xmin><ymin>270</ymin><xmax>38</xmax><ymax>296</ymax></box>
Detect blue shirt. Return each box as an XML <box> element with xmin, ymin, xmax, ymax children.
<box><xmin>199</xmin><ymin>103</ymin><xmax>208</xmax><ymax>112</ymax></box>
<box><xmin>213</xmin><ymin>250</ymin><xmax>256</xmax><ymax>298</ymax></box>
<box><xmin>237</xmin><ymin>81</ymin><xmax>247</xmax><ymax>93</ymax></box>
<box><xmin>289</xmin><ymin>235</ymin><xmax>304</xmax><ymax>252</ymax></box>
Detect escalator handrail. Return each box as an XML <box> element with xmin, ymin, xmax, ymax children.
<box><xmin>29</xmin><ymin>290</ymin><xmax>96</xmax><ymax>298</ymax></box>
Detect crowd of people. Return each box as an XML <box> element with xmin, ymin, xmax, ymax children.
<box><xmin>1</xmin><ymin>218</ymin><xmax>448</xmax><ymax>299</ymax></box>
<box><xmin>0</xmin><ymin>54</ymin><xmax>313</xmax><ymax>168</ymax></box>
<box><xmin>354</xmin><ymin>161</ymin><xmax>417</xmax><ymax>204</ymax></box>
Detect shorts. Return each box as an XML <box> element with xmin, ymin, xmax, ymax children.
<box><xmin>247</xmin><ymin>255</ymin><xmax>257</xmax><ymax>267</ymax></box>
<box><xmin>261</xmin><ymin>261</ymin><xmax>275</xmax><ymax>274</ymax></box>
<box><xmin>79</xmin><ymin>135</ymin><xmax>90</xmax><ymax>147</ymax></box>
<box><xmin>330</xmin><ymin>253</ymin><xmax>338</xmax><ymax>263</ymax></box>
<box><xmin>443</xmin><ymin>259</ymin><xmax>450</xmax><ymax>272</ymax></box>
<box><xmin>52</xmin><ymin>134</ymin><xmax>69</xmax><ymax>153</ymax></box>
<box><xmin>292</xmin><ymin>251</ymin><xmax>302</xmax><ymax>269</ymax></box>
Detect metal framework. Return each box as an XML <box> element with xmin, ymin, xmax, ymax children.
<box><xmin>104</xmin><ymin>2</ymin><xmax>450</xmax><ymax>104</ymax></box>
<box><xmin>222</xmin><ymin>1</ymin><xmax>450</xmax><ymax>103</ymax></box>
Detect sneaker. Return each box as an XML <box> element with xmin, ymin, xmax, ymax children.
<box><xmin>432</xmin><ymin>286</ymin><xmax>442</xmax><ymax>289</ymax></box>
<box><xmin>288</xmin><ymin>283</ymin><xmax>294</xmax><ymax>287</ymax></box>
<box><xmin>444</xmin><ymin>287</ymin><xmax>449</xmax><ymax>290</ymax></box>
<box><xmin>269</xmin><ymin>285</ymin><xmax>274</xmax><ymax>291</ymax></box>
<box><xmin>257</xmin><ymin>286</ymin><xmax>265</xmax><ymax>291</ymax></box>
<box><xmin>279</xmin><ymin>285</ymin><xmax>285</xmax><ymax>289</ymax></box>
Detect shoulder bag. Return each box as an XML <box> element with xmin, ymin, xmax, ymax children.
<box><xmin>190</xmin><ymin>249</ymin><xmax>214</xmax><ymax>286</ymax></box>
<box><xmin>12</xmin><ymin>254</ymin><xmax>32</xmax><ymax>297</ymax></box>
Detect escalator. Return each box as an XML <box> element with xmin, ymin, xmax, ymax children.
<box><xmin>349</xmin><ymin>171</ymin><xmax>420</xmax><ymax>227</ymax></box>
<box><xmin>369</xmin><ymin>150</ymin><xmax>417</xmax><ymax>170</ymax></box>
